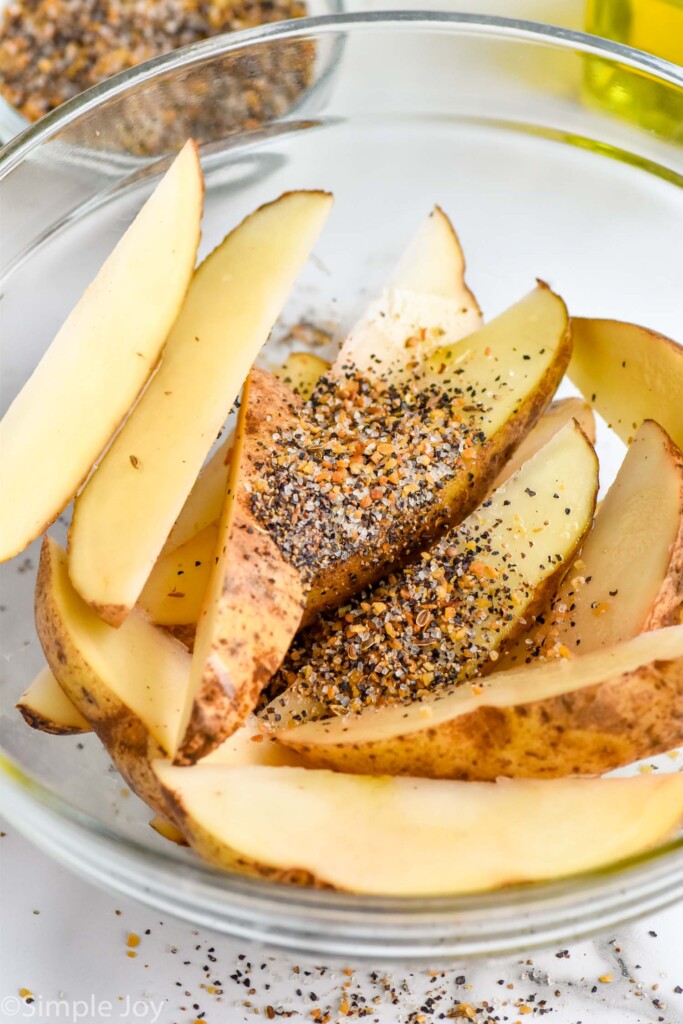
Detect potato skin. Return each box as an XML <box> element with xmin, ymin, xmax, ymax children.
<box><xmin>34</xmin><ymin>537</ymin><xmax>175</xmax><ymax>816</ymax></box>
<box><xmin>286</xmin><ymin>656</ymin><xmax>683</xmax><ymax>780</ymax></box>
<box><xmin>174</xmin><ymin>372</ymin><xmax>307</xmax><ymax>763</ymax></box>
<box><xmin>15</xmin><ymin>705</ymin><xmax>89</xmax><ymax>736</ymax></box>
<box><xmin>644</xmin><ymin>430</ymin><xmax>683</xmax><ymax>631</ymax></box>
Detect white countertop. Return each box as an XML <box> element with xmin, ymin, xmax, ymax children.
<box><xmin>2</xmin><ymin>822</ymin><xmax>682</xmax><ymax>1023</ymax></box>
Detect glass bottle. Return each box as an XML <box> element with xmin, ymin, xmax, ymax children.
<box><xmin>584</xmin><ymin>0</ymin><xmax>683</xmax><ymax>139</ymax></box>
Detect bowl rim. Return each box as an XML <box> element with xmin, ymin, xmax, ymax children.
<box><xmin>1</xmin><ymin>9</ymin><xmax>683</xmax><ymax>178</ymax></box>
<box><xmin>1</xmin><ymin>11</ymin><xmax>682</xmax><ymax>957</ymax></box>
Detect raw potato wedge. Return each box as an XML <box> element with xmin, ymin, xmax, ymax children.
<box><xmin>138</xmin><ymin>522</ymin><xmax>218</xmax><ymax>628</ymax></box>
<box><xmin>391</xmin><ymin>205</ymin><xmax>481</xmax><ymax>307</ymax></box>
<box><xmin>35</xmin><ymin>536</ymin><xmax>191</xmax><ymax>814</ymax></box>
<box><xmin>502</xmin><ymin>420</ymin><xmax>683</xmax><ymax>667</ymax></box>
<box><xmin>141</xmin><ymin>397</ymin><xmax>596</xmax><ymax>632</ymax></box>
<box><xmin>275</xmin><ymin>627</ymin><xmax>683</xmax><ymax>780</ymax></box>
<box><xmin>305</xmin><ymin>284</ymin><xmax>571</xmax><ymax>618</ymax></box>
<box><xmin>152</xmin><ymin>762</ymin><xmax>683</xmax><ymax>895</ymax></box>
<box><xmin>69</xmin><ymin>191</ymin><xmax>333</xmax><ymax>626</ymax></box>
<box><xmin>335</xmin><ymin>206</ymin><xmax>481</xmax><ymax>378</ymax></box>
<box><xmin>16</xmin><ymin>666</ymin><xmax>92</xmax><ymax>735</ymax></box>
<box><xmin>569</xmin><ymin>318</ymin><xmax>683</xmax><ymax>449</ymax></box>
<box><xmin>490</xmin><ymin>397</ymin><xmax>595</xmax><ymax>492</ymax></box>
<box><xmin>174</xmin><ymin>375</ymin><xmax>300</xmax><ymax>764</ymax></box>
<box><xmin>264</xmin><ymin>420</ymin><xmax>597</xmax><ymax>730</ymax></box>
<box><xmin>161</xmin><ymin>352</ymin><xmax>332</xmax><ymax>559</ymax></box>
<box><xmin>273</xmin><ymin>352</ymin><xmax>331</xmax><ymax>401</ymax></box>
<box><xmin>0</xmin><ymin>140</ymin><xmax>203</xmax><ymax>562</ymax></box>
<box><xmin>176</xmin><ymin>287</ymin><xmax>574</xmax><ymax>760</ymax></box>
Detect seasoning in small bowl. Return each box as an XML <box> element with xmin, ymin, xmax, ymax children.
<box><xmin>0</xmin><ymin>0</ymin><xmax>317</xmax><ymax>150</ymax></box>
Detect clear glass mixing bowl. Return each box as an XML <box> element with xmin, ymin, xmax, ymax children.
<box><xmin>1</xmin><ymin>12</ymin><xmax>682</xmax><ymax>961</ymax></box>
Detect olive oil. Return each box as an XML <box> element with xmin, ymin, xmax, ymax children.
<box><xmin>584</xmin><ymin>0</ymin><xmax>683</xmax><ymax>140</ymax></box>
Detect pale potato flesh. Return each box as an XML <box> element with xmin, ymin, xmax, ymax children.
<box><xmin>273</xmin><ymin>352</ymin><xmax>331</xmax><ymax>402</ymax></box>
<box><xmin>161</xmin><ymin>352</ymin><xmax>331</xmax><ymax>558</ymax></box>
<box><xmin>490</xmin><ymin>397</ymin><xmax>595</xmax><ymax>492</ymax></box>
<box><xmin>35</xmin><ymin>537</ymin><xmax>190</xmax><ymax>758</ymax></box>
<box><xmin>0</xmin><ymin>140</ymin><xmax>203</xmax><ymax>562</ymax></box>
<box><xmin>569</xmin><ymin>318</ymin><xmax>683</xmax><ymax>449</ymax></box>
<box><xmin>275</xmin><ymin>626</ymin><xmax>683</xmax><ymax>779</ymax></box>
<box><xmin>202</xmin><ymin>716</ymin><xmax>305</xmax><ymax>768</ymax></box>
<box><xmin>333</xmin><ymin>206</ymin><xmax>482</xmax><ymax>379</ymax></box>
<box><xmin>502</xmin><ymin>420</ymin><xmax>683</xmax><ymax>667</ymax></box>
<box><xmin>138</xmin><ymin>522</ymin><xmax>218</xmax><ymax>627</ymax></box>
<box><xmin>16</xmin><ymin>665</ymin><xmax>91</xmax><ymax>735</ymax></box>
<box><xmin>391</xmin><ymin>206</ymin><xmax>481</xmax><ymax>306</ymax></box>
<box><xmin>68</xmin><ymin>191</ymin><xmax>333</xmax><ymax>626</ymax></box>
<box><xmin>153</xmin><ymin>763</ymin><xmax>683</xmax><ymax>895</ymax></box>
<box><xmin>266</xmin><ymin>421</ymin><xmax>598</xmax><ymax>730</ymax></box>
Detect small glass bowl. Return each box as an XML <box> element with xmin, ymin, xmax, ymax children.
<box><xmin>1</xmin><ymin>12</ymin><xmax>682</xmax><ymax>961</ymax></box>
<box><xmin>0</xmin><ymin>0</ymin><xmax>345</xmax><ymax>150</ymax></box>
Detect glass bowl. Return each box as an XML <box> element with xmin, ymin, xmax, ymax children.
<box><xmin>1</xmin><ymin>12</ymin><xmax>682</xmax><ymax>962</ymax></box>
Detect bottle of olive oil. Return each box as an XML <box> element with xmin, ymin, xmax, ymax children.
<box><xmin>584</xmin><ymin>0</ymin><xmax>683</xmax><ymax>140</ymax></box>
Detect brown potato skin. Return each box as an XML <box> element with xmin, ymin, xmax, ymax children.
<box><xmin>643</xmin><ymin>430</ymin><xmax>683</xmax><ymax>631</ymax></box>
<box><xmin>34</xmin><ymin>537</ymin><xmax>175</xmax><ymax>816</ymax></box>
<box><xmin>174</xmin><ymin>373</ymin><xmax>307</xmax><ymax>763</ymax></box>
<box><xmin>285</xmin><ymin>655</ymin><xmax>683</xmax><ymax>780</ymax></box>
<box><xmin>15</xmin><ymin>705</ymin><xmax>90</xmax><ymax>736</ymax></box>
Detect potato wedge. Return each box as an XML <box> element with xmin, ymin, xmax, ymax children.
<box><xmin>0</xmin><ymin>140</ymin><xmax>203</xmax><ymax>562</ymax></box>
<box><xmin>141</xmin><ymin>397</ymin><xmax>597</xmax><ymax>633</ymax></box>
<box><xmin>160</xmin><ymin>352</ymin><xmax>332</xmax><ymax>560</ymax></box>
<box><xmin>502</xmin><ymin>420</ymin><xmax>683</xmax><ymax>667</ymax></box>
<box><xmin>176</xmin><ymin>289</ymin><xmax>574</xmax><ymax>760</ymax></box>
<box><xmin>35</xmin><ymin>536</ymin><xmax>191</xmax><ymax>813</ymax></box>
<box><xmin>333</xmin><ymin>206</ymin><xmax>481</xmax><ymax>380</ymax></box>
<box><xmin>569</xmin><ymin>318</ymin><xmax>683</xmax><ymax>448</ymax></box>
<box><xmin>275</xmin><ymin>626</ymin><xmax>683</xmax><ymax>779</ymax></box>
<box><xmin>273</xmin><ymin>352</ymin><xmax>331</xmax><ymax>402</ymax></box>
<box><xmin>16</xmin><ymin>665</ymin><xmax>91</xmax><ymax>736</ymax></box>
<box><xmin>138</xmin><ymin>522</ymin><xmax>217</xmax><ymax>628</ymax></box>
<box><xmin>152</xmin><ymin>763</ymin><xmax>683</xmax><ymax>895</ymax></box>
<box><xmin>391</xmin><ymin>205</ymin><xmax>481</xmax><ymax>308</ymax></box>
<box><xmin>69</xmin><ymin>191</ymin><xmax>333</xmax><ymax>626</ymax></box>
<box><xmin>490</xmin><ymin>397</ymin><xmax>595</xmax><ymax>492</ymax></box>
<box><xmin>264</xmin><ymin>419</ymin><xmax>597</xmax><ymax>731</ymax></box>
<box><xmin>174</xmin><ymin>374</ymin><xmax>312</xmax><ymax>763</ymax></box>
